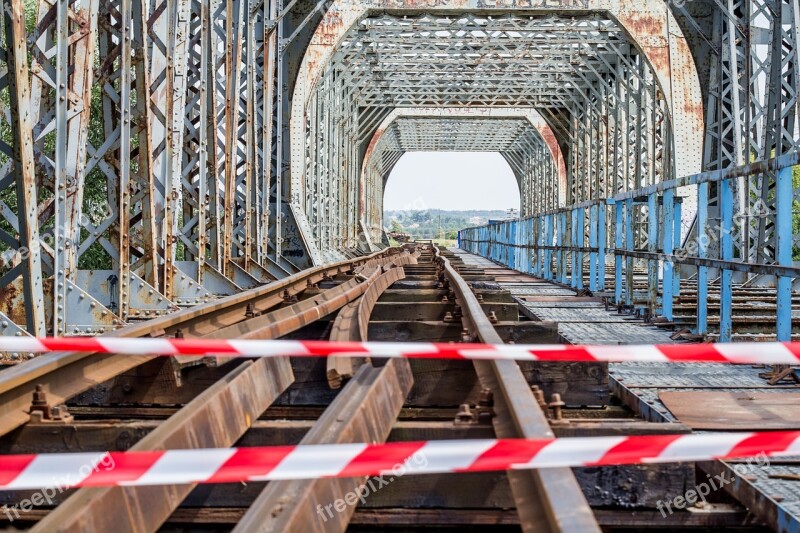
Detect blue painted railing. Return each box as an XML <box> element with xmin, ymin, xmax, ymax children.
<box><xmin>460</xmin><ymin>152</ymin><xmax>800</xmax><ymax>341</ymax></box>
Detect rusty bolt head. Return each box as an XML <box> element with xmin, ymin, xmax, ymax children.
<box><xmin>30</xmin><ymin>384</ymin><xmax>51</xmax><ymax>419</ymax></box>
<box><xmin>455</xmin><ymin>404</ymin><xmax>475</xmax><ymax>424</ymax></box>
<box><xmin>479</xmin><ymin>388</ymin><xmax>494</xmax><ymax>407</ymax></box>
<box><xmin>533</xmin><ymin>389</ymin><xmax>548</xmax><ymax>411</ymax></box>
<box><xmin>548</xmin><ymin>393</ymin><xmax>566</xmax><ymax>420</ymax></box>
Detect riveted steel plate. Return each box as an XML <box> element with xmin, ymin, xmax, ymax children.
<box><xmin>659</xmin><ymin>391</ymin><xmax>800</xmax><ymax>430</ymax></box>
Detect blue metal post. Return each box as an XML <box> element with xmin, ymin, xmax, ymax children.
<box><xmin>647</xmin><ymin>193</ymin><xmax>659</xmax><ymax>314</ymax></box>
<box><xmin>589</xmin><ymin>204</ymin><xmax>598</xmax><ymax>292</ymax></box>
<box><xmin>776</xmin><ymin>165</ymin><xmax>793</xmax><ymax>341</ymax></box>
<box><xmin>615</xmin><ymin>200</ymin><xmax>623</xmax><ymax>303</ymax></box>
<box><xmin>571</xmin><ymin>208</ymin><xmax>579</xmax><ymax>288</ymax></box>
<box><xmin>625</xmin><ymin>198</ymin><xmax>634</xmax><ymax>306</ymax></box>
<box><xmin>662</xmin><ymin>189</ymin><xmax>674</xmax><ymax>321</ymax></box>
<box><xmin>720</xmin><ymin>176</ymin><xmax>734</xmax><ymax>342</ymax></box>
<box><xmin>548</xmin><ymin>214</ymin><xmax>555</xmax><ymax>280</ymax></box>
<box><xmin>545</xmin><ymin>214</ymin><xmax>553</xmax><ymax>280</ymax></box>
<box><xmin>697</xmin><ymin>183</ymin><xmax>708</xmax><ymax>335</ymax></box>
<box><xmin>576</xmin><ymin>207</ymin><xmax>585</xmax><ymax>289</ymax></box>
<box><xmin>538</xmin><ymin>216</ymin><xmax>545</xmax><ymax>276</ymax></box>
<box><xmin>561</xmin><ymin>211</ymin><xmax>569</xmax><ymax>284</ymax></box>
<box><xmin>598</xmin><ymin>202</ymin><xmax>606</xmax><ymax>291</ymax></box>
<box><xmin>673</xmin><ymin>199</ymin><xmax>682</xmax><ymax>296</ymax></box>
<box><xmin>557</xmin><ymin>211</ymin><xmax>565</xmax><ymax>283</ymax></box>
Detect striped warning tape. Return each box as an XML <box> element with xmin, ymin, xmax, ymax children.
<box><xmin>1</xmin><ymin>337</ymin><xmax>800</xmax><ymax>365</ymax></box>
<box><xmin>1</xmin><ymin>431</ymin><xmax>798</xmax><ymax>490</ymax></box>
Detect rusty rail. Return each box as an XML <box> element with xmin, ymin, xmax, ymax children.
<box><xmin>433</xmin><ymin>244</ymin><xmax>600</xmax><ymax>533</ymax></box>
<box><xmin>232</xmin><ymin>253</ymin><xmax>416</xmax><ymax>531</ymax></box>
<box><xmin>327</xmin><ymin>251</ymin><xmax>417</xmax><ymax>387</ymax></box>
<box><xmin>0</xmin><ymin>248</ymin><xmax>403</xmax><ymax>438</ymax></box>
<box><xmin>29</xmin><ymin>251</ymin><xmax>413</xmax><ymax>532</ymax></box>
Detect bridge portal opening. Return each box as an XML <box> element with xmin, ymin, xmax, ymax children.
<box><xmin>383</xmin><ymin>152</ymin><xmax>520</xmax><ymax>242</ymax></box>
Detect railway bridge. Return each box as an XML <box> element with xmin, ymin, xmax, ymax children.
<box><xmin>0</xmin><ymin>0</ymin><xmax>799</xmax><ymax>530</ymax></box>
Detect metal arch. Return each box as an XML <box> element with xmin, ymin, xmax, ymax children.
<box><xmin>360</xmin><ymin>107</ymin><xmax>568</xmax><ymax>206</ymax></box>
<box><xmin>303</xmin><ymin>14</ymin><xmax>667</xmax><ymax>256</ymax></box>
<box><xmin>290</xmin><ymin>0</ymin><xmax>704</xmax><ymax>201</ymax></box>
<box><xmin>287</xmin><ymin>0</ymin><xmax>704</xmax><ymax>263</ymax></box>
<box><xmin>356</xmin><ymin>108</ymin><xmax>568</xmax><ymax>246</ymax></box>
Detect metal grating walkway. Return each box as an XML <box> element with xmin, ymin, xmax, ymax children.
<box><xmin>454</xmin><ymin>248</ymin><xmax>800</xmax><ymax>532</ymax></box>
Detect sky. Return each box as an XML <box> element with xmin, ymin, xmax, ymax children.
<box><xmin>382</xmin><ymin>152</ymin><xmax>520</xmax><ymax>212</ymax></box>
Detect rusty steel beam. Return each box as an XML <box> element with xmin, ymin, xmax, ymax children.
<box><xmin>232</xmin><ymin>359</ymin><xmax>413</xmax><ymax>532</ymax></box>
<box><xmin>434</xmin><ymin>245</ymin><xmax>599</xmax><ymax>533</ymax></box>
<box><xmin>231</xmin><ymin>253</ymin><xmax>414</xmax><ymax>531</ymax></box>
<box><xmin>31</xmin><ymin>251</ymin><xmax>412</xmax><ymax>531</ymax></box>
<box><xmin>205</xmin><ymin>265</ymin><xmax>382</xmax><ymax>341</ymax></box>
<box><xmin>327</xmin><ymin>253</ymin><xmax>416</xmax><ymax>387</ymax></box>
<box><xmin>31</xmin><ymin>357</ymin><xmax>294</xmax><ymax>533</ymax></box>
<box><xmin>0</xmin><ymin>250</ymin><xmax>398</xmax><ymax>438</ymax></box>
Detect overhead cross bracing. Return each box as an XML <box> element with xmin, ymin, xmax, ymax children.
<box><xmin>0</xmin><ymin>0</ymin><xmax>706</xmax><ymax>334</ymax></box>
<box><xmin>292</xmin><ymin>4</ymin><xmax>705</xmax><ymax>263</ymax></box>
<box><xmin>0</xmin><ymin>0</ymin><xmax>793</xmax><ymax>349</ymax></box>
<box><xmin>359</xmin><ymin>109</ymin><xmax>567</xmax><ymax>244</ymax></box>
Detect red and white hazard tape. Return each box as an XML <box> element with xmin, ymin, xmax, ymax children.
<box><xmin>1</xmin><ymin>431</ymin><xmax>798</xmax><ymax>490</ymax></box>
<box><xmin>2</xmin><ymin>337</ymin><xmax>800</xmax><ymax>365</ymax></box>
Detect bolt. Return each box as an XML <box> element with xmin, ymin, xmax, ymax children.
<box><xmin>30</xmin><ymin>384</ymin><xmax>51</xmax><ymax>420</ymax></box>
<box><xmin>174</xmin><ymin>329</ymin><xmax>184</xmax><ymax>339</ymax></box>
<box><xmin>548</xmin><ymin>393</ymin><xmax>566</xmax><ymax>420</ymax></box>
<box><xmin>479</xmin><ymin>388</ymin><xmax>494</xmax><ymax>408</ymax></box>
<box><xmin>455</xmin><ymin>403</ymin><xmax>474</xmax><ymax>424</ymax></box>
<box><xmin>460</xmin><ymin>328</ymin><xmax>472</xmax><ymax>343</ymax></box>
<box><xmin>443</xmin><ymin>311</ymin><xmax>454</xmax><ymax>322</ymax></box>
<box><xmin>532</xmin><ymin>386</ymin><xmax>548</xmax><ymax>411</ymax></box>
<box><xmin>245</xmin><ymin>302</ymin><xmax>256</xmax><ymax>319</ymax></box>
<box><xmin>488</xmin><ymin>311</ymin><xmax>498</xmax><ymax>324</ymax></box>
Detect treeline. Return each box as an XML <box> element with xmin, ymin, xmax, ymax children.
<box><xmin>384</xmin><ymin>209</ymin><xmax>511</xmax><ymax>240</ymax></box>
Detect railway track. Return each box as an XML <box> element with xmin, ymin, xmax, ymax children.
<box><xmin>0</xmin><ymin>243</ymin><xmax>593</xmax><ymax>531</ymax></box>
<box><xmin>0</xmin><ymin>243</ymin><xmax>787</xmax><ymax>531</ymax></box>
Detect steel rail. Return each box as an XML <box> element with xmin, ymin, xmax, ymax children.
<box><xmin>233</xmin><ymin>253</ymin><xmax>416</xmax><ymax>531</ymax></box>
<box><xmin>433</xmin><ymin>245</ymin><xmax>599</xmax><ymax>533</ymax></box>
<box><xmin>327</xmin><ymin>252</ymin><xmax>417</xmax><ymax>387</ymax></box>
<box><xmin>0</xmin><ymin>248</ymin><xmax>401</xmax><ymax>438</ymax></box>
<box><xmin>31</xmin><ymin>252</ymin><xmax>412</xmax><ymax>532</ymax></box>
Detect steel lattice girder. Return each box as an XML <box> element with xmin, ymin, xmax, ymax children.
<box><xmin>289</xmin><ymin>0</ymin><xmax>704</xmax><ymax>263</ymax></box>
<box><xmin>0</xmin><ymin>0</ymin><xmax>796</xmax><ymax>337</ymax></box>
<box><xmin>357</xmin><ymin>107</ymin><xmax>567</xmax><ymax>248</ymax></box>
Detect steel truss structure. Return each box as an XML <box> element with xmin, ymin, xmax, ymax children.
<box><xmin>359</xmin><ymin>108</ymin><xmax>567</xmax><ymax>249</ymax></box>
<box><xmin>461</xmin><ymin>0</ymin><xmax>800</xmax><ymax>342</ymax></box>
<box><xmin>0</xmin><ymin>0</ymin><xmax>796</xmax><ymax>337</ymax></box>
